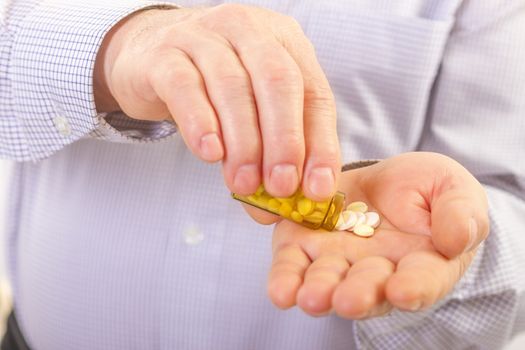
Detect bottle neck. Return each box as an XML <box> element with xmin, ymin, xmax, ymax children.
<box><xmin>321</xmin><ymin>191</ymin><xmax>346</xmax><ymax>231</ymax></box>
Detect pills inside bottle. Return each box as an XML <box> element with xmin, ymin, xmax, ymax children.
<box><xmin>232</xmin><ymin>185</ymin><xmax>345</xmax><ymax>231</ymax></box>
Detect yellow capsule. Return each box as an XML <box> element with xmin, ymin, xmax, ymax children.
<box><xmin>258</xmin><ymin>193</ymin><xmax>271</xmax><ymax>207</ymax></box>
<box><xmin>291</xmin><ymin>211</ymin><xmax>303</xmax><ymax>223</ymax></box>
<box><xmin>297</xmin><ymin>198</ymin><xmax>314</xmax><ymax>216</ymax></box>
<box><xmin>279</xmin><ymin>202</ymin><xmax>293</xmax><ymax>218</ymax></box>
<box><xmin>255</xmin><ymin>185</ymin><xmax>265</xmax><ymax>196</ymax></box>
<box><xmin>268</xmin><ymin>198</ymin><xmax>281</xmax><ymax>211</ymax></box>
<box><xmin>316</xmin><ymin>201</ymin><xmax>329</xmax><ymax>212</ymax></box>
<box><xmin>232</xmin><ymin>185</ymin><xmax>345</xmax><ymax>231</ymax></box>
<box><xmin>305</xmin><ymin>210</ymin><xmax>326</xmax><ymax>224</ymax></box>
<box><xmin>277</xmin><ymin>197</ymin><xmax>295</xmax><ymax>206</ymax></box>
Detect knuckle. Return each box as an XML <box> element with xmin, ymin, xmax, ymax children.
<box><xmin>236</xmin><ymin>143</ymin><xmax>262</xmax><ymax>163</ymax></box>
<box><xmin>304</xmin><ymin>83</ymin><xmax>335</xmax><ymax>106</ymax></box>
<box><xmin>212</xmin><ymin>74</ymin><xmax>255</xmax><ymax>110</ymax></box>
<box><xmin>224</xmin><ymin>133</ymin><xmax>261</xmax><ymax>162</ymax></box>
<box><xmin>287</xmin><ymin>16</ymin><xmax>303</xmax><ymax>30</ymax></box>
<box><xmin>163</xmin><ymin>66</ymin><xmax>198</xmax><ymax>90</ymax></box>
<box><xmin>304</xmin><ymin>90</ymin><xmax>336</xmax><ymax>117</ymax></box>
<box><xmin>301</xmin><ymin>37</ymin><xmax>316</xmax><ymax>52</ymax></box>
<box><xmin>308</xmin><ymin>134</ymin><xmax>339</xmax><ymax>155</ymax></box>
<box><xmin>260</xmin><ymin>61</ymin><xmax>303</xmax><ymax>87</ymax></box>
<box><xmin>204</xmin><ymin>4</ymin><xmax>259</xmax><ymax>39</ymax></box>
<box><xmin>272</xmin><ymin>130</ymin><xmax>304</xmax><ymax>153</ymax></box>
<box><xmin>213</xmin><ymin>3</ymin><xmax>251</xmax><ymax>20</ymax></box>
<box><xmin>275</xmin><ymin>15</ymin><xmax>309</xmax><ymax>47</ymax></box>
<box><xmin>228</xmin><ymin>143</ymin><xmax>261</xmax><ymax>164</ymax></box>
<box><xmin>281</xmin><ymin>15</ymin><xmax>304</xmax><ymax>34</ymax></box>
<box><xmin>215</xmin><ymin>71</ymin><xmax>251</xmax><ymax>91</ymax></box>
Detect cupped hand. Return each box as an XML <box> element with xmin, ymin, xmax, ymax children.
<box><xmin>94</xmin><ymin>4</ymin><xmax>340</xmax><ymax>201</ymax></box>
<box><xmin>266</xmin><ymin>152</ymin><xmax>489</xmax><ymax>319</ymax></box>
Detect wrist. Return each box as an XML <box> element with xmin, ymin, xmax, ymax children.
<box><xmin>93</xmin><ymin>8</ymin><xmax>164</xmax><ymax>113</ymax></box>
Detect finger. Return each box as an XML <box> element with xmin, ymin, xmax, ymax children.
<box><xmin>242</xmin><ymin>203</ymin><xmax>280</xmax><ymax>225</ymax></box>
<box><xmin>214</xmin><ymin>15</ymin><xmax>305</xmax><ymax>198</ymax></box>
<box><xmin>176</xmin><ymin>31</ymin><xmax>263</xmax><ymax>195</ymax></box>
<box><xmin>268</xmin><ymin>244</ymin><xmax>311</xmax><ymax>309</ymax></box>
<box><xmin>386</xmin><ymin>250</ymin><xmax>475</xmax><ymax>312</ymax></box>
<box><xmin>332</xmin><ymin>256</ymin><xmax>394</xmax><ymax>319</ymax></box>
<box><xmin>296</xmin><ymin>254</ymin><xmax>349</xmax><ymax>316</ymax></box>
<box><xmin>279</xmin><ymin>25</ymin><xmax>340</xmax><ymax>201</ymax></box>
<box><xmin>431</xmin><ymin>164</ymin><xmax>489</xmax><ymax>259</ymax></box>
<box><xmin>147</xmin><ymin>49</ymin><xmax>224</xmax><ymax>163</ymax></box>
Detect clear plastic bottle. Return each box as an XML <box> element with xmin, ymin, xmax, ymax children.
<box><xmin>232</xmin><ymin>185</ymin><xmax>345</xmax><ymax>231</ymax></box>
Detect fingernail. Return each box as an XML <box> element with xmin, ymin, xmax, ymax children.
<box><xmin>356</xmin><ymin>309</ymin><xmax>371</xmax><ymax>320</ymax></box>
<box><xmin>199</xmin><ymin>133</ymin><xmax>224</xmax><ymax>162</ymax></box>
<box><xmin>466</xmin><ymin>218</ymin><xmax>479</xmax><ymax>252</ymax></box>
<box><xmin>233</xmin><ymin>164</ymin><xmax>260</xmax><ymax>195</ymax></box>
<box><xmin>408</xmin><ymin>300</ymin><xmax>422</xmax><ymax>312</ymax></box>
<box><xmin>308</xmin><ymin>167</ymin><xmax>335</xmax><ymax>199</ymax></box>
<box><xmin>269</xmin><ymin>164</ymin><xmax>299</xmax><ymax>197</ymax></box>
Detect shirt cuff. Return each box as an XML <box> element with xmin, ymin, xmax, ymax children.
<box><xmin>11</xmin><ymin>0</ymin><xmax>177</xmax><ymax>161</ymax></box>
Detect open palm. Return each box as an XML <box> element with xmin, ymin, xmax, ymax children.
<box><xmin>265</xmin><ymin>152</ymin><xmax>489</xmax><ymax>319</ymax></box>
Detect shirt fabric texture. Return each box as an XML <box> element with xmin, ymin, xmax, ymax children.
<box><xmin>1</xmin><ymin>0</ymin><xmax>525</xmax><ymax>349</ymax></box>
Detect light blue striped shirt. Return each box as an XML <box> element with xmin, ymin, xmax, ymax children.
<box><xmin>2</xmin><ymin>1</ymin><xmax>525</xmax><ymax>349</ymax></box>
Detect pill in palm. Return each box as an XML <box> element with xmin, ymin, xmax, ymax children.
<box><xmin>335</xmin><ymin>200</ymin><xmax>381</xmax><ymax>237</ymax></box>
<box><xmin>335</xmin><ymin>215</ymin><xmax>346</xmax><ymax>230</ymax></box>
<box><xmin>355</xmin><ymin>212</ymin><xmax>366</xmax><ymax>226</ymax></box>
<box><xmin>335</xmin><ymin>210</ymin><xmax>351</xmax><ymax>229</ymax></box>
<box><xmin>346</xmin><ymin>201</ymin><xmax>368</xmax><ymax>213</ymax></box>
<box><xmin>353</xmin><ymin>224</ymin><xmax>375</xmax><ymax>237</ymax></box>
<box><xmin>365</xmin><ymin>211</ymin><xmax>380</xmax><ymax>228</ymax></box>
<box><xmin>337</xmin><ymin>211</ymin><xmax>357</xmax><ymax>231</ymax></box>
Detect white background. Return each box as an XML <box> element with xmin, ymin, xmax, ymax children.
<box><xmin>0</xmin><ymin>159</ymin><xmax>523</xmax><ymax>347</ymax></box>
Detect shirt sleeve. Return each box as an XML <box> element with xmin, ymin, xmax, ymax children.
<box><xmin>353</xmin><ymin>1</ymin><xmax>525</xmax><ymax>349</ymax></box>
<box><xmin>1</xmin><ymin>0</ymin><xmax>178</xmax><ymax>162</ymax></box>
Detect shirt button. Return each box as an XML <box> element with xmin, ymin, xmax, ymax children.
<box><xmin>53</xmin><ymin>116</ymin><xmax>71</xmax><ymax>136</ymax></box>
<box><xmin>183</xmin><ymin>225</ymin><xmax>204</xmax><ymax>246</ymax></box>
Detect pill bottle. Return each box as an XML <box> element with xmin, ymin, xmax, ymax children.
<box><xmin>232</xmin><ymin>185</ymin><xmax>345</xmax><ymax>231</ymax></box>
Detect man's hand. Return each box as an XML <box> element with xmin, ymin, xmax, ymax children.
<box><xmin>94</xmin><ymin>4</ymin><xmax>340</xmax><ymax>200</ymax></box>
<box><xmin>267</xmin><ymin>152</ymin><xmax>489</xmax><ymax>318</ymax></box>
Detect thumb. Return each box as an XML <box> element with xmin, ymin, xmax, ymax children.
<box><xmin>242</xmin><ymin>203</ymin><xmax>281</xmax><ymax>225</ymax></box>
<box><xmin>431</xmin><ymin>183</ymin><xmax>489</xmax><ymax>259</ymax></box>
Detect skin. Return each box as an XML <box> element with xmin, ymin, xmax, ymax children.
<box><xmin>256</xmin><ymin>152</ymin><xmax>489</xmax><ymax>319</ymax></box>
<box><xmin>246</xmin><ymin>152</ymin><xmax>489</xmax><ymax>318</ymax></box>
<box><xmin>93</xmin><ymin>5</ymin><xmax>490</xmax><ymax>319</ymax></box>
<box><xmin>94</xmin><ymin>4</ymin><xmax>341</xmax><ymax>201</ymax></box>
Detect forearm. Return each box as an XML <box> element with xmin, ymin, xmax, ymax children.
<box><xmin>1</xmin><ymin>0</ymin><xmax>177</xmax><ymax>162</ymax></box>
